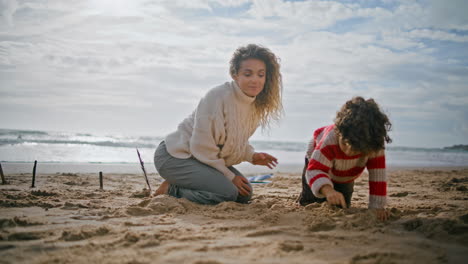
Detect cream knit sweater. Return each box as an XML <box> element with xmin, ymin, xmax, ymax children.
<box><xmin>165</xmin><ymin>81</ymin><xmax>259</xmax><ymax>181</ymax></box>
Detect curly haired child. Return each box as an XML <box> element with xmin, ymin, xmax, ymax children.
<box><xmin>297</xmin><ymin>96</ymin><xmax>392</xmax><ymax>221</ymax></box>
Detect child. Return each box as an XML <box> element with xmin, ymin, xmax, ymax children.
<box><xmin>297</xmin><ymin>97</ymin><xmax>392</xmax><ymax>221</ymax></box>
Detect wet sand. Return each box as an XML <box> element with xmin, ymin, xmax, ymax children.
<box><xmin>1</xmin><ymin>168</ymin><xmax>467</xmax><ymax>264</ymax></box>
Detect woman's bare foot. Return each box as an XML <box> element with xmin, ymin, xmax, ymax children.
<box><xmin>154</xmin><ymin>180</ymin><xmax>169</xmax><ymax>196</ymax></box>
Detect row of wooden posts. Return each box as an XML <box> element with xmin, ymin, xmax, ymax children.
<box><xmin>0</xmin><ymin>161</ymin><xmax>104</xmax><ymax>190</ymax></box>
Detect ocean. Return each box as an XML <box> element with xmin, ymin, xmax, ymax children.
<box><xmin>0</xmin><ymin>129</ymin><xmax>467</xmax><ymax>175</ymax></box>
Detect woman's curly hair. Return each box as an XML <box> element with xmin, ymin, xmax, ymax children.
<box><xmin>230</xmin><ymin>44</ymin><xmax>283</xmax><ymax>129</ymax></box>
<box><xmin>334</xmin><ymin>96</ymin><xmax>392</xmax><ymax>154</ymax></box>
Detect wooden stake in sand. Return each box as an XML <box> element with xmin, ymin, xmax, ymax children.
<box><xmin>99</xmin><ymin>171</ymin><xmax>103</xmax><ymax>190</ymax></box>
<box><xmin>0</xmin><ymin>162</ymin><xmax>7</xmax><ymax>185</ymax></box>
<box><xmin>31</xmin><ymin>160</ymin><xmax>37</xmax><ymax>188</ymax></box>
<box><xmin>136</xmin><ymin>148</ymin><xmax>152</xmax><ymax>193</ymax></box>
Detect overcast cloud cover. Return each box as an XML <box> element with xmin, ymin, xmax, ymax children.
<box><xmin>0</xmin><ymin>0</ymin><xmax>467</xmax><ymax>148</ymax></box>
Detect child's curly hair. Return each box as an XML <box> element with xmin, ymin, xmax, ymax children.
<box><xmin>334</xmin><ymin>96</ymin><xmax>392</xmax><ymax>154</ymax></box>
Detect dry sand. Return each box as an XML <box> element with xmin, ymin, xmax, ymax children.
<box><xmin>1</xmin><ymin>168</ymin><xmax>467</xmax><ymax>264</ymax></box>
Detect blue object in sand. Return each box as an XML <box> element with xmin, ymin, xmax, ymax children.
<box><xmin>247</xmin><ymin>173</ymin><xmax>273</xmax><ymax>183</ymax></box>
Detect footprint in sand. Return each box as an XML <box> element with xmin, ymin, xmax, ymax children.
<box><xmin>192</xmin><ymin>261</ymin><xmax>223</xmax><ymax>264</ymax></box>
<box><xmin>0</xmin><ymin>245</ymin><xmax>15</xmax><ymax>251</ymax></box>
<box><xmin>30</xmin><ymin>190</ymin><xmax>58</xmax><ymax>197</ymax></box>
<box><xmin>61</xmin><ymin>202</ymin><xmax>89</xmax><ymax>210</ymax></box>
<box><xmin>0</xmin><ymin>200</ymin><xmax>55</xmax><ymax>209</ymax></box>
<box><xmin>390</xmin><ymin>191</ymin><xmax>409</xmax><ymax>197</ymax></box>
<box><xmin>0</xmin><ymin>217</ymin><xmax>43</xmax><ymax>228</ymax></box>
<box><xmin>7</xmin><ymin>231</ymin><xmax>50</xmax><ymax>241</ymax></box>
<box><xmin>60</xmin><ymin>226</ymin><xmax>110</xmax><ymax>241</ymax></box>
<box><xmin>307</xmin><ymin>221</ymin><xmax>336</xmax><ymax>232</ymax></box>
<box><xmin>245</xmin><ymin>228</ymin><xmax>285</xmax><ymax>237</ymax></box>
<box><xmin>126</xmin><ymin>206</ymin><xmax>154</xmax><ymax>216</ymax></box>
<box><xmin>104</xmin><ymin>231</ymin><xmax>161</xmax><ymax>249</ymax></box>
<box><xmin>439</xmin><ymin>177</ymin><xmax>468</xmax><ymax>192</ymax></box>
<box><xmin>277</xmin><ymin>240</ymin><xmax>304</xmax><ymax>252</ymax></box>
<box><xmin>350</xmin><ymin>252</ymin><xmax>401</xmax><ymax>264</ymax></box>
<box><xmin>402</xmin><ymin>217</ymin><xmax>468</xmax><ymax>244</ymax></box>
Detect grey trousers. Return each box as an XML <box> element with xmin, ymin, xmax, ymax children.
<box><xmin>154</xmin><ymin>141</ymin><xmax>253</xmax><ymax>205</ymax></box>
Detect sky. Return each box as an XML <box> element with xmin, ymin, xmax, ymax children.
<box><xmin>0</xmin><ymin>0</ymin><xmax>467</xmax><ymax>148</ymax></box>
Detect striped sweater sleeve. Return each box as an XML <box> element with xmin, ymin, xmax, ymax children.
<box><xmin>305</xmin><ymin>127</ymin><xmax>335</xmax><ymax>198</ymax></box>
<box><xmin>306</xmin><ymin>126</ymin><xmax>326</xmax><ymax>159</ymax></box>
<box><xmin>366</xmin><ymin>149</ymin><xmax>387</xmax><ymax>209</ymax></box>
<box><xmin>305</xmin><ymin>136</ymin><xmax>316</xmax><ymax>160</ymax></box>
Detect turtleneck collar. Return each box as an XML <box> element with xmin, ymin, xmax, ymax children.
<box><xmin>231</xmin><ymin>80</ymin><xmax>256</xmax><ymax>105</ymax></box>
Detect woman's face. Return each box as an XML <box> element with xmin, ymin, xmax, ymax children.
<box><xmin>233</xmin><ymin>58</ymin><xmax>266</xmax><ymax>97</ymax></box>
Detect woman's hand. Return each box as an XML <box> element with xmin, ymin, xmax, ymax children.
<box><xmin>232</xmin><ymin>175</ymin><xmax>251</xmax><ymax>196</ymax></box>
<box><xmin>373</xmin><ymin>208</ymin><xmax>390</xmax><ymax>221</ymax></box>
<box><xmin>252</xmin><ymin>152</ymin><xmax>278</xmax><ymax>169</ymax></box>
<box><xmin>320</xmin><ymin>185</ymin><xmax>347</xmax><ymax>208</ymax></box>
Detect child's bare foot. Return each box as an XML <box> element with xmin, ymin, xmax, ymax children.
<box><xmin>154</xmin><ymin>180</ymin><xmax>169</xmax><ymax>196</ymax></box>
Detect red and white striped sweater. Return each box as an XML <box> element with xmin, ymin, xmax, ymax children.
<box><xmin>305</xmin><ymin>125</ymin><xmax>387</xmax><ymax>209</ymax></box>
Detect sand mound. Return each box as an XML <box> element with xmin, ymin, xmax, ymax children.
<box><xmin>126</xmin><ymin>196</ymin><xmax>188</xmax><ymax>216</ymax></box>
<box><xmin>0</xmin><ymin>217</ymin><xmax>43</xmax><ymax>228</ymax></box>
<box><xmin>401</xmin><ymin>216</ymin><xmax>468</xmax><ymax>244</ymax></box>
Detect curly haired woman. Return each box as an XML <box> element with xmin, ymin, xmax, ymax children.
<box><xmin>153</xmin><ymin>44</ymin><xmax>283</xmax><ymax>205</ymax></box>
<box><xmin>297</xmin><ymin>97</ymin><xmax>392</xmax><ymax>221</ymax></box>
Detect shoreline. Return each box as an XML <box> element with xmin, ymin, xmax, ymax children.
<box><xmin>0</xmin><ymin>162</ymin><xmax>303</xmax><ymax>175</ymax></box>
<box><xmin>1</xmin><ymin>161</ymin><xmax>467</xmax><ymax>175</ymax></box>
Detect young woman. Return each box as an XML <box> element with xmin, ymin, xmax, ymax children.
<box><xmin>153</xmin><ymin>44</ymin><xmax>283</xmax><ymax>205</ymax></box>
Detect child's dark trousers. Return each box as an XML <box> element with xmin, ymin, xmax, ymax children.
<box><xmin>298</xmin><ymin>158</ymin><xmax>355</xmax><ymax>208</ymax></box>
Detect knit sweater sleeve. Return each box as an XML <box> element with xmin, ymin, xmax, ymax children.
<box><xmin>306</xmin><ymin>127</ymin><xmax>335</xmax><ymax>198</ymax></box>
<box><xmin>305</xmin><ymin>137</ymin><xmax>315</xmax><ymax>160</ymax></box>
<box><xmin>243</xmin><ymin>142</ymin><xmax>255</xmax><ymax>163</ymax></box>
<box><xmin>366</xmin><ymin>149</ymin><xmax>387</xmax><ymax>209</ymax></box>
<box><xmin>306</xmin><ymin>126</ymin><xmax>327</xmax><ymax>159</ymax></box>
<box><xmin>189</xmin><ymin>95</ymin><xmax>236</xmax><ymax>181</ymax></box>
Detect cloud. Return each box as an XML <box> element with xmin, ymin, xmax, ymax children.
<box><xmin>0</xmin><ymin>0</ymin><xmax>18</xmax><ymax>27</ymax></box>
<box><xmin>0</xmin><ymin>0</ymin><xmax>467</xmax><ymax>147</ymax></box>
<box><xmin>246</xmin><ymin>0</ymin><xmax>392</xmax><ymax>30</ymax></box>
<box><xmin>429</xmin><ymin>0</ymin><xmax>468</xmax><ymax>30</ymax></box>
<box><xmin>408</xmin><ymin>29</ymin><xmax>468</xmax><ymax>43</ymax></box>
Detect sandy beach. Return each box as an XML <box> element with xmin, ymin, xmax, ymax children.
<box><xmin>1</xmin><ymin>167</ymin><xmax>467</xmax><ymax>264</ymax></box>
